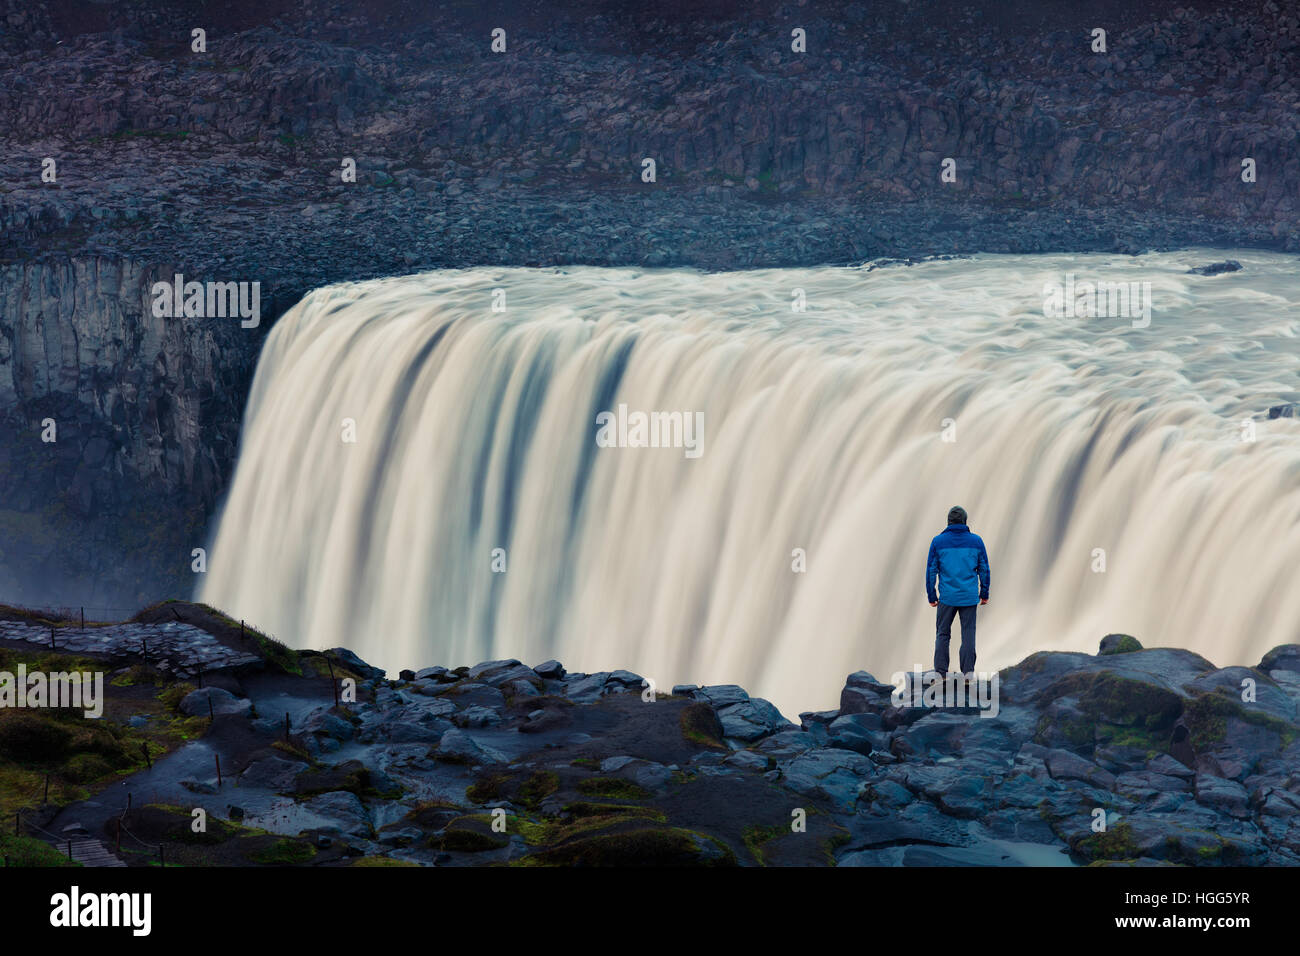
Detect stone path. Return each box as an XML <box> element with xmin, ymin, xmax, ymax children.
<box><xmin>0</xmin><ymin>620</ymin><xmax>261</xmax><ymax>677</ymax></box>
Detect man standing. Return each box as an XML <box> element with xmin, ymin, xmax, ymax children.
<box><xmin>925</xmin><ymin>506</ymin><xmax>990</xmax><ymax>676</ymax></box>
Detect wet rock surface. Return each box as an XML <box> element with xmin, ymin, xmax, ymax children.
<box><xmin>24</xmin><ymin>607</ymin><xmax>1300</xmax><ymax>866</ymax></box>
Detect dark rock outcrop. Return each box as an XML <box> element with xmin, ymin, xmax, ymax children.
<box><xmin>26</xmin><ymin>605</ymin><xmax>1299</xmax><ymax>867</ymax></box>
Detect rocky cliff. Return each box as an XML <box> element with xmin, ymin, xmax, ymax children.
<box><xmin>0</xmin><ymin>257</ymin><xmax>256</xmax><ymax>606</ymax></box>
<box><xmin>10</xmin><ymin>609</ymin><xmax>1300</xmax><ymax>867</ymax></box>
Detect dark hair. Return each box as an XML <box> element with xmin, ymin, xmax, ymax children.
<box><xmin>947</xmin><ymin>506</ymin><xmax>968</xmax><ymax>525</ymax></box>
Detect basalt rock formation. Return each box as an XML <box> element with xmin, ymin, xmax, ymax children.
<box><xmin>9</xmin><ymin>606</ymin><xmax>1300</xmax><ymax>867</ymax></box>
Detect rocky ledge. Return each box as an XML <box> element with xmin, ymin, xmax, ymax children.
<box><xmin>7</xmin><ymin>602</ymin><xmax>1300</xmax><ymax>867</ymax></box>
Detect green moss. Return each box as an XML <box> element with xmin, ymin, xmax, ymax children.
<box><xmin>1014</xmin><ymin>652</ymin><xmax>1052</xmax><ymax>675</ymax></box>
<box><xmin>823</xmin><ymin>828</ymin><xmax>852</xmax><ymax>865</ymax></box>
<box><xmin>680</xmin><ymin>702</ymin><xmax>726</xmax><ymax>749</ymax></box>
<box><xmin>293</xmin><ymin>760</ymin><xmax>369</xmax><ymax>797</ymax></box>
<box><xmin>1079</xmin><ymin>821</ymin><xmax>1139</xmax><ymax>861</ymax></box>
<box><xmin>742</xmin><ymin>823</ymin><xmax>784</xmax><ymax>865</ymax></box>
<box><xmin>561</xmin><ymin>802</ymin><xmax>664</xmax><ymax>821</ymax></box>
<box><xmin>538</xmin><ymin>807</ymin><xmax>666</xmax><ymax>846</ymax></box>
<box><xmin>63</xmin><ymin>753</ymin><xmax>114</xmax><ymax>783</ymax></box>
<box><xmin>515</xmin><ymin>770</ymin><xmax>559</xmax><ymax>809</ymax></box>
<box><xmin>1183</xmin><ymin>687</ymin><xmax>1298</xmax><ymax>747</ymax></box>
<box><xmin>436</xmin><ymin>817</ymin><xmax>509</xmax><ymax>853</ymax></box>
<box><xmin>0</xmin><ymin>714</ymin><xmax>74</xmax><ymax>762</ymax></box>
<box><xmin>1099</xmin><ymin>635</ymin><xmax>1143</xmax><ymax>656</ymax></box>
<box><xmin>1035</xmin><ymin>713</ymin><xmax>1096</xmax><ymax>749</ymax></box>
<box><xmin>1040</xmin><ymin>673</ymin><xmax>1183</xmax><ymax>751</ymax></box>
<box><xmin>111</xmin><ymin>665</ymin><xmax>164</xmax><ymax>687</ymax></box>
<box><xmin>1197</xmin><ymin>839</ymin><xmax>1225</xmax><ymax>860</ymax></box>
<box><xmin>576</xmin><ymin>777</ymin><xmax>651</xmax><ymax>801</ymax></box>
<box><xmin>466</xmin><ymin>774</ymin><xmax>506</xmax><ymax>804</ymax></box>
<box><xmin>158</xmin><ymin>682</ymin><xmax>197</xmax><ymax>713</ymax></box>
<box><xmin>519</xmin><ymin>827</ymin><xmax>736</xmax><ymax>867</ymax></box>
<box><xmin>506</xmin><ymin>816</ymin><xmax>549</xmax><ymax>845</ymax></box>
<box><xmin>0</xmin><ymin>833</ymin><xmax>81</xmax><ymax>867</ymax></box>
<box><xmin>249</xmin><ymin>838</ymin><xmax>316</xmax><ymax>865</ymax></box>
<box><xmin>272</xmin><ymin>739</ymin><xmax>311</xmax><ymax>762</ymax></box>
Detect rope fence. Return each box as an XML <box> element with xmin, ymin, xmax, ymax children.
<box><xmin>12</xmin><ymin>785</ymin><xmax>171</xmax><ymax>867</ymax></box>
<box><xmin>2</xmin><ymin>604</ymin><xmax>142</xmax><ymax>625</ymax></box>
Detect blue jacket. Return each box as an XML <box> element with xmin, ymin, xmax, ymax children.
<box><xmin>926</xmin><ymin>524</ymin><xmax>990</xmax><ymax>606</ymax></box>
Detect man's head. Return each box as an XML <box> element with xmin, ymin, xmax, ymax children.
<box><xmin>947</xmin><ymin>506</ymin><xmax>968</xmax><ymax>526</ymax></box>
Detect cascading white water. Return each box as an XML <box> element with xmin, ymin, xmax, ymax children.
<box><xmin>201</xmin><ymin>251</ymin><xmax>1300</xmax><ymax>717</ymax></box>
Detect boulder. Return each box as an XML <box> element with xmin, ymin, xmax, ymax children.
<box><xmin>1260</xmin><ymin>645</ymin><xmax>1300</xmax><ymax>674</ymax></box>
<box><xmin>695</xmin><ymin>685</ymin><xmax>750</xmax><ymax>708</ymax></box>
<box><xmin>1186</xmin><ymin>260</ymin><xmax>1241</xmax><ymax>276</ymax></box>
<box><xmin>779</xmin><ymin>747</ymin><xmax>874</xmax><ymax>809</ymax></box>
<box><xmin>179</xmin><ymin>687</ymin><xmax>251</xmax><ymax>718</ymax></box>
<box><xmin>533</xmin><ymin>660</ymin><xmax>566</xmax><ymax>679</ymax></box>
<box><xmin>840</xmin><ymin>670</ymin><xmax>901</xmax><ymax>715</ymax></box>
<box><xmin>438</xmin><ymin>728</ymin><xmax>506</xmax><ymax>765</ymax></box>
<box><xmin>240</xmin><ymin>756</ymin><xmax>309</xmax><ymax>790</ymax></box>
<box><xmin>325</xmin><ymin>648</ymin><xmax>384</xmax><ymax>680</ymax></box>
<box><xmin>303</xmin><ymin>790</ymin><xmax>371</xmax><ymax>839</ymax></box>
<box><xmin>723</xmin><ymin>750</ymin><xmax>770</xmax><ymax>772</ymax></box>
<box><xmin>716</xmin><ymin>698</ymin><xmax>794</xmax><ymax>741</ymax></box>
<box><xmin>453</xmin><ymin>706</ymin><xmax>504</xmax><ymax>729</ymax></box>
<box><xmin>1043</xmin><ymin>748</ymin><xmax>1116</xmax><ymax>790</ymax></box>
<box><xmin>1194</xmin><ymin>775</ymin><xmax>1250</xmax><ymax>819</ymax></box>
<box><xmin>1098</xmin><ymin>634</ymin><xmax>1142</xmax><ymax>655</ymax></box>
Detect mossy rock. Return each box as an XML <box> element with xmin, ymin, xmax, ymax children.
<box><xmin>561</xmin><ymin>802</ymin><xmax>663</xmax><ymax>821</ymax></box>
<box><xmin>680</xmin><ymin>702</ymin><xmax>725</xmax><ymax>749</ymax></box>
<box><xmin>293</xmin><ymin>759</ymin><xmax>369</xmax><ymax>797</ymax></box>
<box><xmin>1183</xmin><ymin>688</ymin><xmax>1298</xmax><ymax>748</ymax></box>
<box><xmin>436</xmin><ymin>816</ymin><xmax>509</xmax><ymax>853</ymax></box>
<box><xmin>119</xmin><ymin>805</ymin><xmax>243</xmax><ymax>846</ymax></box>
<box><xmin>248</xmin><ymin>837</ymin><xmax>316</xmax><ymax>865</ymax></box>
<box><xmin>399</xmin><ymin>801</ymin><xmax>461</xmax><ymax>830</ymax></box>
<box><xmin>1099</xmin><ymin>634</ymin><xmax>1143</xmax><ymax>656</ymax></box>
<box><xmin>466</xmin><ymin>773</ymin><xmax>507</xmax><ymax>804</ymax></box>
<box><xmin>515</xmin><ymin>770</ymin><xmax>559</xmax><ymax>809</ymax></box>
<box><xmin>1046</xmin><ymin>672</ymin><xmax>1182</xmax><ymax>732</ymax></box>
<box><xmin>158</xmin><ymin>682</ymin><xmax>197</xmax><ymax>714</ymax></box>
<box><xmin>1075</xmin><ymin>821</ymin><xmax>1139</xmax><ymax>861</ymax></box>
<box><xmin>576</xmin><ymin>777</ymin><xmax>651</xmax><ymax>801</ymax></box>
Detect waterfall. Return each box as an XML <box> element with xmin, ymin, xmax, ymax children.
<box><xmin>200</xmin><ymin>252</ymin><xmax>1300</xmax><ymax>717</ymax></box>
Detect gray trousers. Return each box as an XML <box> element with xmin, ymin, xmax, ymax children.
<box><xmin>934</xmin><ymin>602</ymin><xmax>977</xmax><ymax>673</ymax></box>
